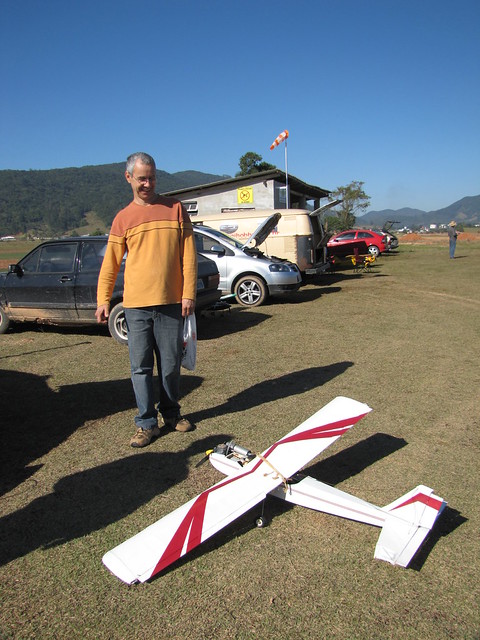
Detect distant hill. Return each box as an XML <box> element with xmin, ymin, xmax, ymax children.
<box><xmin>359</xmin><ymin>195</ymin><xmax>480</xmax><ymax>228</ymax></box>
<box><xmin>1</xmin><ymin>161</ymin><xmax>478</xmax><ymax>236</ymax></box>
<box><xmin>0</xmin><ymin>163</ymin><xmax>229</xmax><ymax>236</ymax></box>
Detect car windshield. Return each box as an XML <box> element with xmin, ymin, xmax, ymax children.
<box><xmin>197</xmin><ymin>226</ymin><xmax>244</xmax><ymax>249</ymax></box>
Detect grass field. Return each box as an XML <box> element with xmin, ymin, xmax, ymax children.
<box><xmin>1</xmin><ymin>236</ymin><xmax>479</xmax><ymax>639</ymax></box>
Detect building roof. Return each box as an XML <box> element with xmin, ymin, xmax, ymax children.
<box><xmin>162</xmin><ymin>169</ymin><xmax>330</xmax><ymax>200</ymax></box>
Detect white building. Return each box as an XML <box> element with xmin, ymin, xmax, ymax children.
<box><xmin>163</xmin><ymin>169</ymin><xmax>330</xmax><ymax>217</ymax></box>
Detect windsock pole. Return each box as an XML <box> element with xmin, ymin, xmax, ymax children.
<box><xmin>284</xmin><ymin>138</ymin><xmax>289</xmax><ymax>208</ymax></box>
<box><xmin>270</xmin><ymin>129</ymin><xmax>290</xmax><ymax>209</ymax></box>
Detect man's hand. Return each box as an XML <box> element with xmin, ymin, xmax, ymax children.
<box><xmin>182</xmin><ymin>298</ymin><xmax>195</xmax><ymax>317</ymax></box>
<box><xmin>95</xmin><ymin>304</ymin><xmax>109</xmax><ymax>324</ymax></box>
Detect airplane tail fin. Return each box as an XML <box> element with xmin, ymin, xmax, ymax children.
<box><xmin>374</xmin><ymin>485</ymin><xmax>446</xmax><ymax>567</ymax></box>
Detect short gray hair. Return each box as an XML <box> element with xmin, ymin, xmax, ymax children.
<box><xmin>126</xmin><ymin>152</ymin><xmax>156</xmax><ymax>175</ymax></box>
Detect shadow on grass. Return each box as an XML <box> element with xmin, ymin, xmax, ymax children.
<box><xmin>0</xmin><ymin>339</ymin><xmax>94</xmax><ymax>361</ymax></box>
<box><xmin>183</xmin><ymin>362</ymin><xmax>354</xmax><ymax>425</ymax></box>
<box><xmin>303</xmin><ymin>432</ymin><xmax>407</xmax><ymax>484</ymax></box>
<box><xmin>0</xmin><ymin>435</ymin><xmax>232</xmax><ymax>568</ymax></box>
<box><xmin>0</xmin><ymin>321</ymin><xmax>112</xmax><ymax>340</ymax></box>
<box><xmin>0</xmin><ymin>369</ymin><xmax>137</xmax><ymax>496</ymax></box>
<box><xmin>197</xmin><ymin>308</ymin><xmax>271</xmax><ymax>340</ymax></box>
<box><xmin>409</xmin><ymin>506</ymin><xmax>467</xmax><ymax>571</ymax></box>
<box><xmin>1</xmin><ymin>361</ymin><xmax>352</xmax><ymax>498</ymax></box>
<box><xmin>310</xmin><ymin>271</ymin><xmax>368</xmax><ymax>284</ymax></box>
<box><xmin>285</xmin><ymin>286</ymin><xmax>342</xmax><ymax>304</ymax></box>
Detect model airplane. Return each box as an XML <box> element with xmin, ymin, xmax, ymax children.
<box><xmin>102</xmin><ymin>397</ymin><xmax>446</xmax><ymax>584</ymax></box>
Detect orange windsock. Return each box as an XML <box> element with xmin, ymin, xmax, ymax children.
<box><xmin>270</xmin><ymin>129</ymin><xmax>289</xmax><ymax>150</ymax></box>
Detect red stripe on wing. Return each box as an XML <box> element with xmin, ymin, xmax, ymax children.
<box><xmin>392</xmin><ymin>493</ymin><xmax>444</xmax><ymax>512</ymax></box>
<box><xmin>261</xmin><ymin>413</ymin><xmax>369</xmax><ymax>459</ymax></box>
<box><xmin>152</xmin><ymin>492</ymin><xmax>209</xmax><ymax>575</ymax></box>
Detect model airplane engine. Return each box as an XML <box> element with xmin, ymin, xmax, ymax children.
<box><xmin>215</xmin><ymin>441</ymin><xmax>254</xmax><ymax>466</ymax></box>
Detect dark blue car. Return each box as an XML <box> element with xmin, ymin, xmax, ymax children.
<box><xmin>0</xmin><ymin>237</ymin><xmax>221</xmax><ymax>344</ymax></box>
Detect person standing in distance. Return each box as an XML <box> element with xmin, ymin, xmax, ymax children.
<box><xmin>447</xmin><ymin>220</ymin><xmax>458</xmax><ymax>259</ymax></box>
<box><xmin>95</xmin><ymin>152</ymin><xmax>197</xmax><ymax>447</ymax></box>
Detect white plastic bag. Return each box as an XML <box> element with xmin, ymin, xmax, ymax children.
<box><xmin>181</xmin><ymin>313</ymin><xmax>197</xmax><ymax>371</ymax></box>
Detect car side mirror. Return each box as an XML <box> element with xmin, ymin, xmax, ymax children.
<box><xmin>8</xmin><ymin>264</ymin><xmax>23</xmax><ymax>276</ymax></box>
<box><xmin>210</xmin><ymin>245</ymin><xmax>226</xmax><ymax>256</ymax></box>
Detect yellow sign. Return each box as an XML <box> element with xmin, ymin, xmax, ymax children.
<box><xmin>237</xmin><ymin>187</ymin><xmax>253</xmax><ymax>204</ymax></box>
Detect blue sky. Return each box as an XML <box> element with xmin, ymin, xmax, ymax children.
<box><xmin>1</xmin><ymin>0</ymin><xmax>479</xmax><ymax>212</ymax></box>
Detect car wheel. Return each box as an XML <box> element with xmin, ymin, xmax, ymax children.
<box><xmin>368</xmin><ymin>245</ymin><xmax>380</xmax><ymax>257</ymax></box>
<box><xmin>234</xmin><ymin>275</ymin><xmax>268</xmax><ymax>307</ymax></box>
<box><xmin>0</xmin><ymin>306</ymin><xmax>11</xmax><ymax>334</ymax></box>
<box><xmin>108</xmin><ymin>302</ymin><xmax>128</xmax><ymax>345</ymax></box>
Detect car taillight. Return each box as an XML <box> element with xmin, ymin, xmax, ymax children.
<box><xmin>208</xmin><ymin>274</ymin><xmax>220</xmax><ymax>288</ymax></box>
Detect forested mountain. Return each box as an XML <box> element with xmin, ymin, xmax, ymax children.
<box><xmin>1</xmin><ymin>161</ymin><xmax>478</xmax><ymax>236</ymax></box>
<box><xmin>0</xmin><ymin>164</ymin><xmax>228</xmax><ymax>236</ymax></box>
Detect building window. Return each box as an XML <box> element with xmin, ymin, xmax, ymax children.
<box><xmin>183</xmin><ymin>201</ymin><xmax>198</xmax><ymax>215</ymax></box>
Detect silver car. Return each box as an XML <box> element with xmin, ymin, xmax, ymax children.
<box><xmin>194</xmin><ymin>213</ymin><xmax>302</xmax><ymax>307</ymax></box>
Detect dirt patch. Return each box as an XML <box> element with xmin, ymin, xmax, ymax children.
<box><xmin>399</xmin><ymin>232</ymin><xmax>480</xmax><ymax>245</ymax></box>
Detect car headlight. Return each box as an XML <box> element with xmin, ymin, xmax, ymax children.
<box><xmin>269</xmin><ymin>263</ymin><xmax>294</xmax><ymax>273</ymax></box>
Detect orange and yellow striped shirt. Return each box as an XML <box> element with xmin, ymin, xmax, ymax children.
<box><xmin>97</xmin><ymin>195</ymin><xmax>197</xmax><ymax>308</ymax></box>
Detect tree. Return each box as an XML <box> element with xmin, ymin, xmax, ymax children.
<box><xmin>236</xmin><ymin>152</ymin><xmax>276</xmax><ymax>176</ymax></box>
<box><xmin>327</xmin><ymin>181</ymin><xmax>371</xmax><ymax>231</ymax></box>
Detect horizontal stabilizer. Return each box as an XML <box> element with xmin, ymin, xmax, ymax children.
<box><xmin>374</xmin><ymin>485</ymin><xmax>446</xmax><ymax>567</ymax></box>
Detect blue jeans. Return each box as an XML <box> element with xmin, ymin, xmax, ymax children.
<box><xmin>124</xmin><ymin>305</ymin><xmax>183</xmax><ymax>430</ymax></box>
<box><xmin>449</xmin><ymin>238</ymin><xmax>456</xmax><ymax>258</ymax></box>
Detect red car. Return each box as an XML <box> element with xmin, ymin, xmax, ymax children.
<box><xmin>327</xmin><ymin>229</ymin><xmax>389</xmax><ymax>258</ymax></box>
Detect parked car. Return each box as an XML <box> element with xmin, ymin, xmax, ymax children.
<box><xmin>327</xmin><ymin>229</ymin><xmax>389</xmax><ymax>258</ymax></box>
<box><xmin>0</xmin><ymin>236</ymin><xmax>222</xmax><ymax>344</ymax></box>
<box><xmin>381</xmin><ymin>221</ymin><xmax>400</xmax><ymax>250</ymax></box>
<box><xmin>194</xmin><ymin>213</ymin><xmax>302</xmax><ymax>307</ymax></box>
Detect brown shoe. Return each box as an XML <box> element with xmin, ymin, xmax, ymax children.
<box><xmin>174</xmin><ymin>417</ymin><xmax>194</xmax><ymax>432</ymax></box>
<box><xmin>130</xmin><ymin>426</ymin><xmax>161</xmax><ymax>448</ymax></box>
<box><xmin>164</xmin><ymin>416</ymin><xmax>194</xmax><ymax>432</ymax></box>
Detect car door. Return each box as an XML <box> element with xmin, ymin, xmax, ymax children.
<box><xmin>357</xmin><ymin>231</ymin><xmax>379</xmax><ymax>253</ymax></box>
<box><xmin>194</xmin><ymin>232</ymin><xmax>230</xmax><ymax>293</ymax></box>
<box><xmin>74</xmin><ymin>239</ymin><xmax>107</xmax><ymax>320</ymax></box>
<box><xmin>336</xmin><ymin>231</ymin><xmax>357</xmax><ymax>245</ymax></box>
<box><xmin>328</xmin><ymin>231</ymin><xmax>358</xmax><ymax>257</ymax></box>
<box><xmin>357</xmin><ymin>231</ymin><xmax>374</xmax><ymax>242</ymax></box>
<box><xmin>5</xmin><ymin>242</ymin><xmax>79</xmax><ymax>321</ymax></box>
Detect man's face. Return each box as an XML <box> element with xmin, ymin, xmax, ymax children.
<box><xmin>125</xmin><ymin>160</ymin><xmax>157</xmax><ymax>204</ymax></box>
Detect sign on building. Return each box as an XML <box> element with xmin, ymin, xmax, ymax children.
<box><xmin>237</xmin><ymin>187</ymin><xmax>253</xmax><ymax>204</ymax></box>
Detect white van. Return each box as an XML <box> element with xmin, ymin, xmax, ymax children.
<box><xmin>193</xmin><ymin>208</ymin><xmax>332</xmax><ymax>275</ymax></box>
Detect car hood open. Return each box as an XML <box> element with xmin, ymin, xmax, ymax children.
<box><xmin>240</xmin><ymin>212</ymin><xmax>282</xmax><ymax>249</ymax></box>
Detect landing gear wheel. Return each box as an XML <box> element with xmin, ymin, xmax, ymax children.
<box><xmin>255</xmin><ymin>515</ymin><xmax>267</xmax><ymax>528</ymax></box>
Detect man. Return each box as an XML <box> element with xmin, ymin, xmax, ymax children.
<box><xmin>95</xmin><ymin>152</ymin><xmax>197</xmax><ymax>447</ymax></box>
<box><xmin>447</xmin><ymin>220</ymin><xmax>458</xmax><ymax>259</ymax></box>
